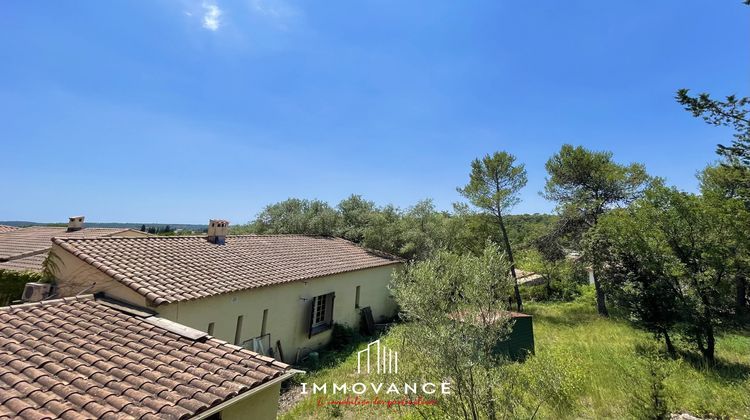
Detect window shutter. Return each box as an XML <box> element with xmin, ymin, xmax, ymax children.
<box><xmin>307</xmin><ymin>296</ymin><xmax>317</xmax><ymax>338</ymax></box>
<box><xmin>324</xmin><ymin>292</ymin><xmax>335</xmax><ymax>326</ymax></box>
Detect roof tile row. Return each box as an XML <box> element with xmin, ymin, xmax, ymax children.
<box><xmin>0</xmin><ymin>296</ymin><xmax>290</xmax><ymax>419</ymax></box>
<box><xmin>53</xmin><ymin>235</ymin><xmax>401</xmax><ymax>305</ymax></box>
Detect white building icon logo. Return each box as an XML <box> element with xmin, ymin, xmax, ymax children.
<box><xmin>357</xmin><ymin>339</ymin><xmax>398</xmax><ymax>374</ymax></box>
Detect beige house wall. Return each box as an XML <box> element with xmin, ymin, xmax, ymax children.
<box><xmin>219</xmin><ymin>382</ymin><xmax>282</xmax><ymax>420</ymax></box>
<box><xmin>158</xmin><ymin>265</ymin><xmax>398</xmax><ymax>363</ymax></box>
<box><xmin>50</xmin><ymin>243</ymin><xmax>399</xmax><ymax>363</ymax></box>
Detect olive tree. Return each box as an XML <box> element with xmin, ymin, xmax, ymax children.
<box><xmin>391</xmin><ymin>243</ymin><xmax>515</xmax><ymax>420</ymax></box>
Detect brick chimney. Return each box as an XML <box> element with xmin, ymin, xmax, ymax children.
<box><xmin>67</xmin><ymin>216</ymin><xmax>85</xmax><ymax>232</ymax></box>
<box><xmin>207</xmin><ymin>219</ymin><xmax>229</xmax><ymax>245</ymax></box>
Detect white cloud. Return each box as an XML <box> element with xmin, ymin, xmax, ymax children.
<box><xmin>202</xmin><ymin>2</ymin><xmax>222</xmax><ymax>31</ymax></box>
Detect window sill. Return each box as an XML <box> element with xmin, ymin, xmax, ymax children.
<box><xmin>310</xmin><ymin>322</ymin><xmax>333</xmax><ymax>336</ymax></box>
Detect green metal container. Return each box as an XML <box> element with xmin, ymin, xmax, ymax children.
<box><xmin>494</xmin><ymin>313</ymin><xmax>535</xmax><ymax>361</ymax></box>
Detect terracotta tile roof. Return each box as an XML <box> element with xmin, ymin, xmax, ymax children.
<box><xmin>0</xmin><ymin>253</ymin><xmax>48</xmax><ymax>273</ymax></box>
<box><xmin>516</xmin><ymin>269</ymin><xmax>545</xmax><ymax>286</ymax></box>
<box><xmin>0</xmin><ymin>225</ymin><xmax>18</xmax><ymax>233</ymax></box>
<box><xmin>0</xmin><ymin>295</ymin><xmax>291</xmax><ymax>419</ymax></box>
<box><xmin>0</xmin><ymin>227</ymin><xmax>142</xmax><ymax>273</ymax></box>
<box><xmin>53</xmin><ymin>235</ymin><xmax>402</xmax><ymax>305</ymax></box>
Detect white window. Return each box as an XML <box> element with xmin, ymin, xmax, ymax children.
<box><xmin>313</xmin><ymin>296</ymin><xmax>327</xmax><ymax>326</ymax></box>
<box><xmin>308</xmin><ymin>292</ymin><xmax>335</xmax><ymax>337</ymax></box>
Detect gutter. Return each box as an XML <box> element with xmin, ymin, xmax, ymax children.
<box><xmin>191</xmin><ymin>371</ymin><xmax>301</xmax><ymax>420</ymax></box>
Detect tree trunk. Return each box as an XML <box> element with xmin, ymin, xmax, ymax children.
<box><xmin>736</xmin><ymin>275</ymin><xmax>747</xmax><ymax>322</ymax></box>
<box><xmin>592</xmin><ymin>270</ymin><xmax>608</xmax><ymax>317</ymax></box>
<box><xmin>662</xmin><ymin>328</ymin><xmax>676</xmax><ymax>358</ymax></box>
<box><xmin>697</xmin><ymin>324</ymin><xmax>716</xmax><ymax>364</ymax></box>
<box><xmin>497</xmin><ymin>213</ymin><xmax>522</xmax><ymax>312</ymax></box>
<box><xmin>705</xmin><ymin>326</ymin><xmax>715</xmax><ymax>364</ymax></box>
<box><xmin>697</xmin><ymin>292</ymin><xmax>716</xmax><ymax>364</ymax></box>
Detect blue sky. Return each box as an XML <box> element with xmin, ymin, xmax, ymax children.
<box><xmin>1</xmin><ymin>1</ymin><xmax>748</xmax><ymax>224</ymax></box>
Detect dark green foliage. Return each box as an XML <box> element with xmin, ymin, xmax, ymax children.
<box><xmin>676</xmin><ymin>89</ymin><xmax>749</xmax><ymax>165</ymax></box>
<box><xmin>677</xmin><ymin>89</ymin><xmax>750</xmax><ymax>204</ymax></box>
<box><xmin>0</xmin><ymin>270</ymin><xmax>45</xmax><ymax>306</ymax></box>
<box><xmin>142</xmin><ymin>225</ymin><xmax>178</xmax><ymax>235</ymax></box>
<box><xmin>336</xmin><ymin>194</ymin><xmax>375</xmax><ymax>243</ymax></box>
<box><xmin>590</xmin><ymin>186</ymin><xmax>749</xmax><ymax>362</ymax></box>
<box><xmin>505</xmin><ymin>213</ymin><xmax>559</xmax><ymax>249</ymax></box>
<box><xmin>247</xmin><ymin>198</ymin><xmax>341</xmax><ymax>236</ymax></box>
<box><xmin>544</xmin><ymin>144</ymin><xmax>652</xmax><ymax>316</ymax></box>
<box><xmin>327</xmin><ymin>323</ymin><xmax>358</xmax><ymax>351</ymax></box>
<box><xmin>234</xmin><ymin>194</ymin><xmax>550</xmax><ymax>262</ymax></box>
<box><xmin>544</xmin><ymin>144</ymin><xmax>651</xmax><ymax>231</ymax></box>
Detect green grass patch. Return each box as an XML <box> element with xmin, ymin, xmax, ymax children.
<box><xmin>282</xmin><ymin>298</ymin><xmax>750</xmax><ymax>419</ymax></box>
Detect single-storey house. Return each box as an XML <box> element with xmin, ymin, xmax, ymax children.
<box><xmin>48</xmin><ymin>220</ymin><xmax>402</xmax><ymax>363</ymax></box>
<box><xmin>0</xmin><ymin>294</ymin><xmax>294</xmax><ymax>419</ymax></box>
<box><xmin>0</xmin><ymin>216</ymin><xmax>147</xmax><ymax>273</ymax></box>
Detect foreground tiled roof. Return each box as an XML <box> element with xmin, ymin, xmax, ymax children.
<box><xmin>0</xmin><ymin>295</ymin><xmax>291</xmax><ymax>419</ymax></box>
<box><xmin>0</xmin><ymin>225</ymin><xmax>18</xmax><ymax>233</ymax></box>
<box><xmin>0</xmin><ymin>227</ymin><xmax>141</xmax><ymax>273</ymax></box>
<box><xmin>53</xmin><ymin>235</ymin><xmax>401</xmax><ymax>305</ymax></box>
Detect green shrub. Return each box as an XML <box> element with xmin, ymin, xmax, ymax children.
<box><xmin>328</xmin><ymin>323</ymin><xmax>358</xmax><ymax>351</ymax></box>
<box><xmin>520</xmin><ymin>284</ymin><xmax>550</xmax><ymax>302</ymax></box>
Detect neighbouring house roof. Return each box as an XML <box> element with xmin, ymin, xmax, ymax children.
<box><xmin>0</xmin><ymin>226</ymin><xmax>143</xmax><ymax>273</ymax></box>
<box><xmin>52</xmin><ymin>235</ymin><xmax>402</xmax><ymax>305</ymax></box>
<box><xmin>0</xmin><ymin>253</ymin><xmax>49</xmax><ymax>273</ymax></box>
<box><xmin>0</xmin><ymin>225</ymin><xmax>18</xmax><ymax>233</ymax></box>
<box><xmin>0</xmin><ymin>295</ymin><xmax>291</xmax><ymax>419</ymax></box>
<box><xmin>516</xmin><ymin>269</ymin><xmax>545</xmax><ymax>286</ymax></box>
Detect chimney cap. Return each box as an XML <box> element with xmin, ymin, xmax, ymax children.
<box><xmin>67</xmin><ymin>215</ymin><xmax>86</xmax><ymax>232</ymax></box>
<box><xmin>207</xmin><ymin>219</ymin><xmax>229</xmax><ymax>245</ymax></box>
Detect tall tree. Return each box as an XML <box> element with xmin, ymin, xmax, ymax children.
<box><xmin>544</xmin><ymin>144</ymin><xmax>651</xmax><ymax>316</ymax></box>
<box><xmin>586</xmin><ymin>207</ymin><xmax>682</xmax><ymax>357</ymax></box>
<box><xmin>458</xmin><ymin>152</ymin><xmax>527</xmax><ymax>311</ymax></box>
<box><xmin>590</xmin><ymin>186</ymin><xmax>747</xmax><ymax>362</ymax></box>
<box><xmin>700</xmin><ymin>164</ymin><xmax>750</xmax><ymax>321</ymax></box>
<box><xmin>676</xmin><ymin>90</ymin><xmax>750</xmax><ymax>202</ymax></box>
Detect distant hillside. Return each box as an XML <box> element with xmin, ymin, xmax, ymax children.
<box><xmin>0</xmin><ymin>221</ymin><xmax>207</xmax><ymax>232</ymax></box>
